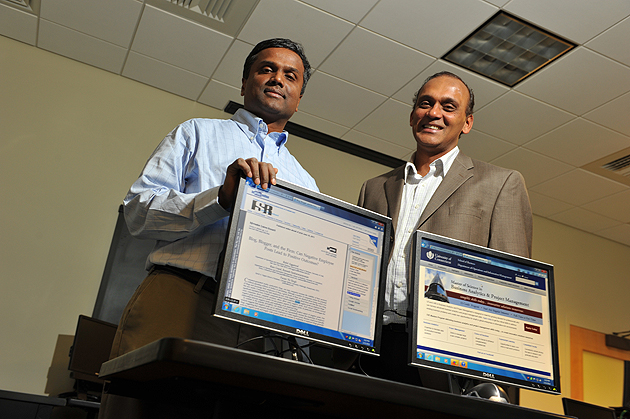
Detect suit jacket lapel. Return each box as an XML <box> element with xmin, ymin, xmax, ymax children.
<box><xmin>418</xmin><ymin>152</ymin><xmax>474</xmax><ymax>227</ymax></box>
<box><xmin>383</xmin><ymin>165</ymin><xmax>406</xmax><ymax>235</ymax></box>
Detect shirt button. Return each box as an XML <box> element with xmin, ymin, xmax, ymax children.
<box><xmin>397</xmin><ymin>281</ymin><xmax>403</xmax><ymax>288</ymax></box>
<box><xmin>415</xmin><ymin>204</ymin><xmax>420</xmax><ymax>209</ymax></box>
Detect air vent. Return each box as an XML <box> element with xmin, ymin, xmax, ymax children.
<box><xmin>166</xmin><ymin>0</ymin><xmax>233</xmax><ymax>22</ymax></box>
<box><xmin>602</xmin><ymin>154</ymin><xmax>630</xmax><ymax>177</ymax></box>
<box><xmin>5</xmin><ymin>0</ymin><xmax>28</xmax><ymax>7</ymax></box>
<box><xmin>582</xmin><ymin>147</ymin><xmax>630</xmax><ymax>187</ymax></box>
<box><xmin>0</xmin><ymin>0</ymin><xmax>38</xmax><ymax>13</ymax></box>
<box><xmin>146</xmin><ymin>0</ymin><xmax>259</xmax><ymax>36</ymax></box>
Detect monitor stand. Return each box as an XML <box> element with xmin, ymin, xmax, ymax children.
<box><xmin>449</xmin><ymin>374</ymin><xmax>512</xmax><ymax>404</ymax></box>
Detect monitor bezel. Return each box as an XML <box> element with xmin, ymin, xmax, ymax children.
<box><xmin>213</xmin><ymin>177</ymin><xmax>392</xmax><ymax>356</ymax></box>
<box><xmin>409</xmin><ymin>231</ymin><xmax>561</xmax><ymax>395</ymax></box>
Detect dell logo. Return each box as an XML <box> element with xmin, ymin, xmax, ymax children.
<box><xmin>251</xmin><ymin>200</ymin><xmax>273</xmax><ymax>215</ymax></box>
<box><xmin>482</xmin><ymin>372</ymin><xmax>495</xmax><ymax>379</ymax></box>
<box><xmin>296</xmin><ymin>329</ymin><xmax>309</xmax><ymax>336</ymax></box>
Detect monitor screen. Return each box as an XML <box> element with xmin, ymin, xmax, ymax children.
<box><xmin>214</xmin><ymin>178</ymin><xmax>391</xmax><ymax>355</ymax></box>
<box><xmin>409</xmin><ymin>231</ymin><xmax>560</xmax><ymax>394</ymax></box>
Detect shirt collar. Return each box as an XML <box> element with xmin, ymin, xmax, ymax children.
<box><xmin>404</xmin><ymin>147</ymin><xmax>460</xmax><ymax>184</ymax></box>
<box><xmin>232</xmin><ymin>108</ymin><xmax>288</xmax><ymax>147</ymax></box>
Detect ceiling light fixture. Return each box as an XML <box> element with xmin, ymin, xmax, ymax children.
<box><xmin>443</xmin><ymin>12</ymin><xmax>575</xmax><ymax>87</ymax></box>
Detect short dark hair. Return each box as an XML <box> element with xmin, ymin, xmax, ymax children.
<box><xmin>413</xmin><ymin>71</ymin><xmax>475</xmax><ymax>116</ymax></box>
<box><xmin>243</xmin><ymin>38</ymin><xmax>312</xmax><ymax>95</ymax></box>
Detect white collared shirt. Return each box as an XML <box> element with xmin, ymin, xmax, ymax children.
<box><xmin>383</xmin><ymin>147</ymin><xmax>459</xmax><ymax>324</ymax></box>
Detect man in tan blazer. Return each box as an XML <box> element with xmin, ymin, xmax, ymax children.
<box><xmin>354</xmin><ymin>71</ymin><xmax>533</xmax><ymax>389</ymax></box>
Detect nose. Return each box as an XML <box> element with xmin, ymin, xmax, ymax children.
<box><xmin>268</xmin><ymin>72</ymin><xmax>284</xmax><ymax>87</ymax></box>
<box><xmin>428</xmin><ymin>103</ymin><xmax>442</xmax><ymax>118</ymax></box>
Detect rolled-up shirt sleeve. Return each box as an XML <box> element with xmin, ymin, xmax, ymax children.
<box><xmin>123</xmin><ymin>123</ymin><xmax>229</xmax><ymax>242</ymax></box>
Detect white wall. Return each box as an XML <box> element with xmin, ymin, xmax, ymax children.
<box><xmin>1</xmin><ymin>35</ymin><xmax>629</xmax><ymax>414</ymax></box>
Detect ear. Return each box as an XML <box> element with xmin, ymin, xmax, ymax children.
<box><xmin>240</xmin><ymin>78</ymin><xmax>246</xmax><ymax>96</ymax></box>
<box><xmin>462</xmin><ymin>114</ymin><xmax>474</xmax><ymax>134</ymax></box>
<box><xmin>295</xmin><ymin>94</ymin><xmax>303</xmax><ymax>112</ymax></box>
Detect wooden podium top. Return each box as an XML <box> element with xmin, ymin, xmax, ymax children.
<box><xmin>100</xmin><ymin>337</ymin><xmax>566</xmax><ymax>419</ymax></box>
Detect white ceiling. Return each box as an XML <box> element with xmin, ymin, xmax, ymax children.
<box><xmin>2</xmin><ymin>0</ymin><xmax>630</xmax><ymax>247</ymax></box>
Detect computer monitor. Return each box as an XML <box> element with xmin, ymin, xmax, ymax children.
<box><xmin>409</xmin><ymin>231</ymin><xmax>561</xmax><ymax>394</ymax></box>
<box><xmin>214</xmin><ymin>178</ymin><xmax>391</xmax><ymax>356</ymax></box>
<box><xmin>68</xmin><ymin>315</ymin><xmax>117</xmax><ymax>383</ymax></box>
<box><xmin>563</xmin><ymin>397</ymin><xmax>617</xmax><ymax>419</ymax></box>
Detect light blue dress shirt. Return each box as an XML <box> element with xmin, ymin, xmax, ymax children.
<box><xmin>123</xmin><ymin>108</ymin><xmax>318</xmax><ymax>277</ymax></box>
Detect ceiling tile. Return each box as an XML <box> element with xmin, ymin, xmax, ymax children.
<box><xmin>237</xmin><ymin>0</ymin><xmax>354</xmax><ymax>67</ymax></box>
<box><xmin>530</xmin><ymin>168</ymin><xmax>628</xmax><ymax>206</ymax></box>
<box><xmin>342</xmin><ymin>130</ymin><xmax>413</xmax><ymax>160</ymax></box>
<box><xmin>392</xmin><ymin>60</ymin><xmax>509</xmax><ymax>111</ymax></box>
<box><xmin>459</xmin><ymin>130</ymin><xmax>516</xmax><ymax>162</ymax></box>
<box><xmin>40</xmin><ymin>0</ymin><xmax>142</xmax><ymax>48</ymax></box>
<box><xmin>0</xmin><ymin>3</ymin><xmax>37</xmax><ymax>45</ymax></box>
<box><xmin>586</xmin><ymin>16</ymin><xmax>630</xmax><ymax>67</ymax></box>
<box><xmin>288</xmin><ymin>111</ymin><xmax>350</xmax><ymax>139</ymax></box>
<box><xmin>527</xmin><ymin>191</ymin><xmax>573</xmax><ymax>218</ymax></box>
<box><xmin>597</xmin><ymin>223</ymin><xmax>630</xmax><ymax>247</ymax></box>
<box><xmin>524</xmin><ymin>118</ymin><xmax>630</xmax><ymax>167</ymax></box>
<box><xmin>210</xmin><ymin>39</ymin><xmax>254</xmax><ymax>88</ymax></box>
<box><xmin>360</xmin><ymin>0</ymin><xmax>497</xmax><ymax>57</ymax></box>
<box><xmin>485</xmin><ymin>0</ymin><xmax>510</xmax><ymax>6</ymax></box>
<box><xmin>319</xmin><ymin>27</ymin><xmax>433</xmax><ymax>96</ymax></box>
<box><xmin>297</xmin><ymin>71</ymin><xmax>386</xmax><ymax>127</ymax></box>
<box><xmin>549</xmin><ymin>207</ymin><xmax>621</xmax><ymax>234</ymax></box>
<box><xmin>583</xmin><ymin>91</ymin><xmax>630</xmax><ymax>137</ymax></box>
<box><xmin>353</xmin><ymin>99</ymin><xmax>412</xmax><ymax>149</ymax></box>
<box><xmin>504</xmin><ymin>0</ymin><xmax>630</xmax><ymax>44</ymax></box>
<box><xmin>582</xmin><ymin>189</ymin><xmax>630</xmax><ymax>223</ymax></box>
<box><xmin>299</xmin><ymin>0</ymin><xmax>379</xmax><ymax>23</ymax></box>
<box><xmin>123</xmin><ymin>52</ymin><xmax>209</xmax><ymax>101</ymax></box>
<box><xmin>473</xmin><ymin>91</ymin><xmax>573</xmax><ymax>145</ymax></box>
<box><xmin>132</xmin><ymin>5</ymin><xmax>232</xmax><ymax>77</ymax></box>
<box><xmin>491</xmin><ymin>147</ymin><xmax>573</xmax><ymax>188</ymax></box>
<box><xmin>198</xmin><ymin>80</ymin><xmax>242</xmax><ymax>111</ymax></box>
<box><xmin>515</xmin><ymin>48</ymin><xmax>630</xmax><ymax>116</ymax></box>
<box><xmin>38</xmin><ymin>20</ymin><xmax>127</xmax><ymax>74</ymax></box>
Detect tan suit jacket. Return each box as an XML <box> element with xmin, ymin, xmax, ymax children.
<box><xmin>359</xmin><ymin>152</ymin><xmax>533</xmax><ymax>258</ymax></box>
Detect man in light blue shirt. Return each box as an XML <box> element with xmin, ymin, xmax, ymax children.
<box><xmin>108</xmin><ymin>38</ymin><xmax>318</xmax><ymax>361</ymax></box>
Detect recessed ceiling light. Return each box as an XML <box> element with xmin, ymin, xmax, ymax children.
<box><xmin>443</xmin><ymin>12</ymin><xmax>575</xmax><ymax>87</ymax></box>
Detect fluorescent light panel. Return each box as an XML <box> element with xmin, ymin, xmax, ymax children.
<box><xmin>443</xmin><ymin>12</ymin><xmax>575</xmax><ymax>86</ymax></box>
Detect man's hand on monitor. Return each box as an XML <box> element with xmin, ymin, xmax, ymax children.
<box><xmin>219</xmin><ymin>157</ymin><xmax>278</xmax><ymax>209</ymax></box>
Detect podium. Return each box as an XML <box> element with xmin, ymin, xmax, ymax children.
<box><xmin>99</xmin><ymin>338</ymin><xmax>567</xmax><ymax>419</ymax></box>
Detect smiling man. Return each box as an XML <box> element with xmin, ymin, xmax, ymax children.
<box><xmin>109</xmin><ymin>38</ymin><xmax>317</xmax><ymax>360</ymax></box>
<box><xmin>354</xmin><ymin>71</ymin><xmax>533</xmax><ymax>388</ymax></box>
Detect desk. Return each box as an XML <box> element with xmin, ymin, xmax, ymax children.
<box><xmin>0</xmin><ymin>389</ymin><xmax>99</xmax><ymax>419</ymax></box>
<box><xmin>100</xmin><ymin>338</ymin><xmax>566</xmax><ymax>419</ymax></box>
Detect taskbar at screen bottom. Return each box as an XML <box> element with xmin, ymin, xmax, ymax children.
<box><xmin>220</xmin><ymin>302</ymin><xmax>377</xmax><ymax>354</ymax></box>
<box><xmin>413</xmin><ymin>350</ymin><xmax>559</xmax><ymax>393</ymax></box>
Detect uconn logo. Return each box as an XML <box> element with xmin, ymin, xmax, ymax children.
<box><xmin>251</xmin><ymin>200</ymin><xmax>273</xmax><ymax>215</ymax></box>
